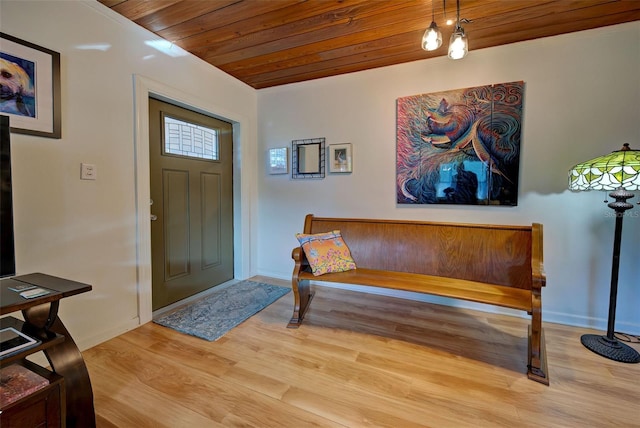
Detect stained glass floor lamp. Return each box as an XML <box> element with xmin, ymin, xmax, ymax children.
<box><xmin>568</xmin><ymin>143</ymin><xmax>640</xmax><ymax>363</ymax></box>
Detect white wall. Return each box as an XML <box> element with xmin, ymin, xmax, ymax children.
<box><xmin>257</xmin><ymin>22</ymin><xmax>640</xmax><ymax>334</ymax></box>
<box><xmin>1</xmin><ymin>1</ymin><xmax>258</xmax><ymax>349</ymax></box>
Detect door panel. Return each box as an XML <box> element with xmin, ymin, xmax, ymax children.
<box><xmin>149</xmin><ymin>98</ymin><xmax>233</xmax><ymax>311</ymax></box>
<box><xmin>164</xmin><ymin>169</ymin><xmax>189</xmax><ymax>280</ymax></box>
<box><xmin>201</xmin><ymin>172</ymin><xmax>221</xmax><ymax>268</ymax></box>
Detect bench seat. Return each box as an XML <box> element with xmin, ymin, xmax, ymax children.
<box><xmin>296</xmin><ymin>267</ymin><xmax>533</xmax><ymax>312</ymax></box>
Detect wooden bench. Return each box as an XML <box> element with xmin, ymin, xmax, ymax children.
<box><xmin>289</xmin><ymin>214</ymin><xmax>548</xmax><ymax>385</ymax></box>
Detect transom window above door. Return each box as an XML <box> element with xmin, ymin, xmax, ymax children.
<box><xmin>162</xmin><ymin>114</ymin><xmax>219</xmax><ymax>161</ymax></box>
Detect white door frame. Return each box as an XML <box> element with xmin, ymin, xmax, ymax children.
<box><xmin>133</xmin><ymin>74</ymin><xmax>252</xmax><ymax>324</ymax></box>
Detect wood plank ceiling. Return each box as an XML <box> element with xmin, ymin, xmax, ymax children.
<box><xmin>98</xmin><ymin>0</ymin><xmax>640</xmax><ymax>89</ymax></box>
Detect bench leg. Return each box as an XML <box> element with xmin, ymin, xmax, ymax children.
<box><xmin>527</xmin><ymin>298</ymin><xmax>549</xmax><ymax>385</ymax></box>
<box><xmin>528</xmin><ymin>326</ymin><xmax>549</xmax><ymax>384</ymax></box>
<box><xmin>287</xmin><ymin>278</ymin><xmax>314</xmax><ymax>328</ymax></box>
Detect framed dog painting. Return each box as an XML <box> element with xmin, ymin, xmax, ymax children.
<box><xmin>1</xmin><ymin>33</ymin><xmax>61</xmax><ymax>138</ymax></box>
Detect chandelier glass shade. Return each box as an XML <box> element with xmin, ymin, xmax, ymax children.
<box><xmin>448</xmin><ymin>25</ymin><xmax>468</xmax><ymax>60</ymax></box>
<box><xmin>422</xmin><ymin>21</ymin><xmax>443</xmax><ymax>51</ymax></box>
<box><xmin>447</xmin><ymin>0</ymin><xmax>468</xmax><ymax>60</ymax></box>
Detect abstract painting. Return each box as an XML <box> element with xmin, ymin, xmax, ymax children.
<box><xmin>396</xmin><ymin>81</ymin><xmax>524</xmax><ymax>205</ymax></box>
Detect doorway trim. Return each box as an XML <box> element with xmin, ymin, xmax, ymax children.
<box><xmin>133</xmin><ymin>74</ymin><xmax>252</xmax><ymax>324</ymax></box>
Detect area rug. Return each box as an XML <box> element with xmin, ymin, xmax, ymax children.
<box><xmin>153</xmin><ymin>280</ymin><xmax>290</xmax><ymax>341</ymax></box>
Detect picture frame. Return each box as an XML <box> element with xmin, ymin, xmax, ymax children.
<box><xmin>292</xmin><ymin>137</ymin><xmax>325</xmax><ymax>179</ymax></box>
<box><xmin>0</xmin><ymin>32</ymin><xmax>61</xmax><ymax>138</ymax></box>
<box><xmin>328</xmin><ymin>143</ymin><xmax>352</xmax><ymax>173</ymax></box>
<box><xmin>268</xmin><ymin>147</ymin><xmax>289</xmax><ymax>174</ymax></box>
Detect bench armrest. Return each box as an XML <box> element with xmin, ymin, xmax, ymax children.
<box><xmin>531</xmin><ymin>223</ymin><xmax>546</xmax><ymax>289</ymax></box>
<box><xmin>291</xmin><ymin>247</ymin><xmax>305</xmax><ymax>262</ymax></box>
<box><xmin>292</xmin><ymin>247</ymin><xmax>310</xmax><ymax>272</ymax></box>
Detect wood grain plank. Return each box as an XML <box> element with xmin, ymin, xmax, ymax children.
<box><xmin>109</xmin><ymin>0</ymin><xmax>182</xmax><ymax>22</ymax></box>
<box><xmin>156</xmin><ymin>0</ymin><xmax>305</xmax><ymax>42</ymax></box>
<box><xmin>170</xmin><ymin>0</ymin><xmax>373</xmax><ymax>49</ymax></box>
<box><xmin>194</xmin><ymin>1</ymin><xmax>429</xmax><ymax>65</ymax></box>
<box><xmin>135</xmin><ymin>0</ymin><xmax>241</xmax><ymax>32</ymax></box>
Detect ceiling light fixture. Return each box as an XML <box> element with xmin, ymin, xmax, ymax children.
<box><xmin>422</xmin><ymin>1</ymin><xmax>443</xmax><ymax>51</ymax></box>
<box><xmin>448</xmin><ymin>0</ymin><xmax>468</xmax><ymax>60</ymax></box>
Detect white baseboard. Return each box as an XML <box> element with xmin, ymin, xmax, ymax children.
<box><xmin>542</xmin><ymin>310</ymin><xmax>640</xmax><ymax>335</ymax></box>
<box><xmin>26</xmin><ymin>316</ymin><xmax>142</xmax><ymax>369</ymax></box>
<box><xmin>77</xmin><ymin>316</ymin><xmax>142</xmax><ymax>352</ymax></box>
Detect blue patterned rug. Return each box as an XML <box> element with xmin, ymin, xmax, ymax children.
<box><xmin>153</xmin><ymin>280</ymin><xmax>290</xmax><ymax>341</ymax></box>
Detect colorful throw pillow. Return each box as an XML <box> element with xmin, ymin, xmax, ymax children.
<box><xmin>295</xmin><ymin>230</ymin><xmax>356</xmax><ymax>276</ymax></box>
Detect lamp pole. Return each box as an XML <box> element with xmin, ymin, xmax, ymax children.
<box><xmin>606</xmin><ymin>189</ymin><xmax>632</xmax><ymax>339</ymax></box>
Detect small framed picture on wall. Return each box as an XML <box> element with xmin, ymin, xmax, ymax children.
<box><xmin>328</xmin><ymin>143</ymin><xmax>352</xmax><ymax>173</ymax></box>
<box><xmin>268</xmin><ymin>147</ymin><xmax>289</xmax><ymax>174</ymax></box>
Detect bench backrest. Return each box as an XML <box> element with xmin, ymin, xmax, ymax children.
<box><xmin>305</xmin><ymin>215</ymin><xmax>540</xmax><ymax>290</ymax></box>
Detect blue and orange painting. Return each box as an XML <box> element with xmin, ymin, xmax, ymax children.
<box><xmin>397</xmin><ymin>81</ymin><xmax>524</xmax><ymax>206</ymax></box>
<box><xmin>0</xmin><ymin>52</ymin><xmax>36</xmax><ymax>118</ymax></box>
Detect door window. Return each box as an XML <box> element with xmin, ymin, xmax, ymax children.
<box><xmin>163</xmin><ymin>114</ymin><xmax>219</xmax><ymax>161</ymax></box>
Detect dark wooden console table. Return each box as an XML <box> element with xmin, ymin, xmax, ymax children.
<box><xmin>1</xmin><ymin>273</ymin><xmax>96</xmax><ymax>427</ymax></box>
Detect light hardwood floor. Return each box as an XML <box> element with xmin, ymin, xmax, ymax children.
<box><xmin>83</xmin><ymin>277</ymin><xmax>640</xmax><ymax>427</ymax></box>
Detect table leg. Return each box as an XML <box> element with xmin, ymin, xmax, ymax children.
<box><xmin>23</xmin><ymin>304</ymin><xmax>96</xmax><ymax>428</ymax></box>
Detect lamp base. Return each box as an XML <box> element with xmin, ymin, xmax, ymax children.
<box><xmin>581</xmin><ymin>334</ymin><xmax>640</xmax><ymax>363</ymax></box>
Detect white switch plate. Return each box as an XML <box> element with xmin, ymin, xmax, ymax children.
<box><xmin>81</xmin><ymin>163</ymin><xmax>97</xmax><ymax>180</ymax></box>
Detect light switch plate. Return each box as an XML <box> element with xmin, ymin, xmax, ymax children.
<box><xmin>81</xmin><ymin>163</ymin><xmax>97</xmax><ymax>180</ymax></box>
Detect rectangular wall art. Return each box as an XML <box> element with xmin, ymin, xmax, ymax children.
<box><xmin>268</xmin><ymin>147</ymin><xmax>289</xmax><ymax>174</ymax></box>
<box><xmin>328</xmin><ymin>143</ymin><xmax>352</xmax><ymax>173</ymax></box>
<box><xmin>0</xmin><ymin>33</ymin><xmax>61</xmax><ymax>138</ymax></box>
<box><xmin>396</xmin><ymin>81</ymin><xmax>524</xmax><ymax>205</ymax></box>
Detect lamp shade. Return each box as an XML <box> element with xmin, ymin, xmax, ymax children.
<box><xmin>448</xmin><ymin>26</ymin><xmax>468</xmax><ymax>60</ymax></box>
<box><xmin>568</xmin><ymin>143</ymin><xmax>640</xmax><ymax>191</ymax></box>
<box><xmin>422</xmin><ymin>21</ymin><xmax>443</xmax><ymax>51</ymax></box>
